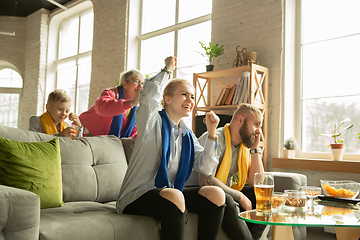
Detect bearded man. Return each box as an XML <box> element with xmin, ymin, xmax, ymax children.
<box><xmin>186</xmin><ymin>103</ymin><xmax>266</xmax><ymax>240</ymax></box>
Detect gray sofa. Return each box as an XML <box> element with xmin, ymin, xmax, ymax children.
<box><xmin>0</xmin><ymin>125</ymin><xmax>307</xmax><ymax>240</ymax></box>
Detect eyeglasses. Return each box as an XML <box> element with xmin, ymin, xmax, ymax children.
<box><xmin>128</xmin><ymin>79</ymin><xmax>143</xmax><ymax>86</ymax></box>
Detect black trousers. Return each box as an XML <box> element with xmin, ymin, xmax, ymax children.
<box><xmin>222</xmin><ymin>186</ymin><xmax>267</xmax><ymax>240</ymax></box>
<box><xmin>123</xmin><ymin>187</ymin><xmax>225</xmax><ymax>240</ymax></box>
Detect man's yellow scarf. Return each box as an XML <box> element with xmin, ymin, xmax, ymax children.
<box><xmin>40</xmin><ymin>112</ymin><xmax>66</xmax><ymax>135</ymax></box>
<box><xmin>215</xmin><ymin>124</ymin><xmax>248</xmax><ymax>191</ymax></box>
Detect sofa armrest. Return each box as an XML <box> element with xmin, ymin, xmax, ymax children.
<box><xmin>267</xmin><ymin>172</ymin><xmax>307</xmax><ymax>192</ymax></box>
<box><xmin>0</xmin><ymin>185</ymin><xmax>40</xmax><ymax>240</ymax></box>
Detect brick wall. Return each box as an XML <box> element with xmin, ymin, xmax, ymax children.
<box><xmin>0</xmin><ymin>16</ymin><xmax>26</xmax><ymax>76</ymax></box>
<box><xmin>212</xmin><ymin>0</ymin><xmax>283</xmax><ymax>168</ymax></box>
<box><xmin>89</xmin><ymin>0</ymin><xmax>128</xmax><ymax>106</ymax></box>
<box><xmin>18</xmin><ymin>9</ymin><xmax>49</xmax><ymax>130</ymax></box>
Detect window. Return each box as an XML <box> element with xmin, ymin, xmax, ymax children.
<box><xmin>55</xmin><ymin>8</ymin><xmax>93</xmax><ymax>114</ymax></box>
<box><xmin>0</xmin><ymin>68</ymin><xmax>22</xmax><ymax>128</ymax></box>
<box><xmin>135</xmin><ymin>0</ymin><xmax>212</xmax><ymax>126</ymax></box>
<box><xmin>138</xmin><ymin>0</ymin><xmax>212</xmax><ymax>80</ymax></box>
<box><xmin>298</xmin><ymin>0</ymin><xmax>360</xmax><ymax>158</ymax></box>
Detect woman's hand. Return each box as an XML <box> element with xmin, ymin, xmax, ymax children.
<box><xmin>165</xmin><ymin>56</ymin><xmax>177</xmax><ymax>72</ymax></box>
<box><xmin>204</xmin><ymin>111</ymin><xmax>220</xmax><ymax>138</ymax></box>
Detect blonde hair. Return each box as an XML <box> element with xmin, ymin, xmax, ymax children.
<box><xmin>161</xmin><ymin>79</ymin><xmax>194</xmax><ymax>108</ymax></box>
<box><xmin>233</xmin><ymin>103</ymin><xmax>263</xmax><ymax>119</ymax></box>
<box><xmin>47</xmin><ymin>89</ymin><xmax>72</xmax><ymax>105</ymax></box>
<box><xmin>120</xmin><ymin>69</ymin><xmax>144</xmax><ymax>85</ymax></box>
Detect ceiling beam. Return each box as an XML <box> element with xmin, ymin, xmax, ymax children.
<box><xmin>47</xmin><ymin>0</ymin><xmax>68</xmax><ymax>11</ymax></box>
<box><xmin>0</xmin><ymin>31</ymin><xmax>15</xmax><ymax>36</ymax></box>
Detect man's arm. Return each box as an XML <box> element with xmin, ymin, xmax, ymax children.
<box><xmin>246</xmin><ymin>133</ymin><xmax>264</xmax><ymax>187</ymax></box>
<box><xmin>198</xmin><ymin>172</ymin><xmax>252</xmax><ymax>210</ymax></box>
<box><xmin>197</xmin><ymin>127</ymin><xmax>253</xmax><ymax>210</ymax></box>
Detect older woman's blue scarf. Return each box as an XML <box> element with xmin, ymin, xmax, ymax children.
<box><xmin>108</xmin><ymin>86</ymin><xmax>137</xmax><ymax>138</ymax></box>
<box><xmin>155</xmin><ymin>109</ymin><xmax>195</xmax><ymax>192</ymax></box>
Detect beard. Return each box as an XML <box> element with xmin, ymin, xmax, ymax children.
<box><xmin>239</xmin><ymin>119</ymin><xmax>256</xmax><ymax>148</ymax></box>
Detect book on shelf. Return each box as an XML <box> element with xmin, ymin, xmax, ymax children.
<box><xmin>215</xmin><ymin>87</ymin><xmax>229</xmax><ymax>106</ymax></box>
<box><xmin>225</xmin><ymin>84</ymin><xmax>237</xmax><ymax>105</ymax></box>
<box><xmin>233</xmin><ymin>71</ymin><xmax>250</xmax><ymax>105</ymax></box>
<box><xmin>220</xmin><ymin>88</ymin><xmax>231</xmax><ymax>105</ymax></box>
<box><xmin>239</xmin><ymin>73</ymin><xmax>250</xmax><ymax>103</ymax></box>
<box><xmin>232</xmin><ymin>77</ymin><xmax>244</xmax><ymax>105</ymax></box>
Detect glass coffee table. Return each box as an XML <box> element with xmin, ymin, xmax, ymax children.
<box><xmin>238</xmin><ymin>199</ymin><xmax>360</xmax><ymax>240</ymax></box>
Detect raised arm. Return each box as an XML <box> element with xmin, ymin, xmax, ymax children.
<box><xmin>135</xmin><ymin>56</ymin><xmax>176</xmax><ymax>140</ymax></box>
<box><xmin>94</xmin><ymin>88</ymin><xmax>132</xmax><ymax>118</ymax></box>
<box><xmin>193</xmin><ymin>111</ymin><xmax>220</xmax><ymax>176</ymax></box>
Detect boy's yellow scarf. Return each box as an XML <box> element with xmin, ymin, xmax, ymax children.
<box><xmin>215</xmin><ymin>124</ymin><xmax>248</xmax><ymax>191</ymax></box>
<box><xmin>40</xmin><ymin>112</ymin><xmax>66</xmax><ymax>135</ymax></box>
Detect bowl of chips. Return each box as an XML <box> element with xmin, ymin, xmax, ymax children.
<box><xmin>271</xmin><ymin>192</ymin><xmax>287</xmax><ymax>209</ymax></box>
<box><xmin>301</xmin><ymin>186</ymin><xmax>322</xmax><ymax>198</ymax></box>
<box><xmin>320</xmin><ymin>180</ymin><xmax>360</xmax><ymax>199</ymax></box>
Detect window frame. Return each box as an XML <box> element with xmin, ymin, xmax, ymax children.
<box><xmin>135</xmin><ymin>0</ymin><xmax>212</xmax><ymax>75</ymax></box>
<box><xmin>46</xmin><ymin>1</ymin><xmax>93</xmax><ymax>115</ymax></box>
<box><xmin>292</xmin><ymin>0</ymin><xmax>359</xmax><ymax>161</ymax></box>
<box><xmin>0</xmin><ymin>67</ymin><xmax>22</xmax><ymax>128</ymax></box>
<box><xmin>56</xmin><ymin>8</ymin><xmax>93</xmax><ymax>114</ymax></box>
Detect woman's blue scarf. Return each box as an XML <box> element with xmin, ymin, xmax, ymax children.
<box><xmin>108</xmin><ymin>86</ymin><xmax>137</xmax><ymax>138</ymax></box>
<box><xmin>155</xmin><ymin>109</ymin><xmax>195</xmax><ymax>192</ymax></box>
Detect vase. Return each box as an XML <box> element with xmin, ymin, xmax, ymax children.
<box><xmin>206</xmin><ymin>65</ymin><xmax>214</xmax><ymax>71</ymax></box>
<box><xmin>330</xmin><ymin>144</ymin><xmax>343</xmax><ymax>161</ymax></box>
<box><xmin>283</xmin><ymin>149</ymin><xmax>295</xmax><ymax>158</ymax></box>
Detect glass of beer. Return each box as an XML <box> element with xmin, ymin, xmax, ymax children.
<box><xmin>254</xmin><ymin>173</ymin><xmax>274</xmax><ymax>214</ymax></box>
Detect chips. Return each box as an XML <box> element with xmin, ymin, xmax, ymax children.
<box><xmin>322</xmin><ymin>184</ymin><xmax>357</xmax><ymax>199</ymax></box>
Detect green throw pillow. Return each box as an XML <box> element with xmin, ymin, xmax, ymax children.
<box><xmin>0</xmin><ymin>137</ymin><xmax>63</xmax><ymax>209</ymax></box>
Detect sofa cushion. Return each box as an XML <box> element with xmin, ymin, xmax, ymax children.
<box><xmin>58</xmin><ymin>135</ymin><xmax>128</xmax><ymax>203</ymax></box>
<box><xmin>0</xmin><ymin>137</ymin><xmax>63</xmax><ymax>209</ymax></box>
<box><xmin>39</xmin><ymin>201</ymin><xmax>231</xmax><ymax>240</ymax></box>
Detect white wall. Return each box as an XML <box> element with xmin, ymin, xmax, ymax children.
<box><xmin>0</xmin><ymin>10</ymin><xmax>50</xmax><ymax>130</ymax></box>
<box><xmin>89</xmin><ymin>0</ymin><xmax>128</xmax><ymax>106</ymax></box>
<box><xmin>0</xmin><ymin>16</ymin><xmax>26</xmax><ymax>75</ymax></box>
<box><xmin>212</xmin><ymin>0</ymin><xmax>283</xmax><ymax>169</ymax></box>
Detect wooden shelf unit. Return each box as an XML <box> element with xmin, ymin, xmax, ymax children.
<box><xmin>192</xmin><ymin>64</ymin><xmax>269</xmax><ymax>169</ymax></box>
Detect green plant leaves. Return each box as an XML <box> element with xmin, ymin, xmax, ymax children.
<box><xmin>197</xmin><ymin>41</ymin><xmax>224</xmax><ymax>63</ymax></box>
<box><xmin>319</xmin><ymin>118</ymin><xmax>354</xmax><ymax>144</ymax></box>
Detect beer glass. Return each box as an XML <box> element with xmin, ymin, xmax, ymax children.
<box><xmin>254</xmin><ymin>173</ymin><xmax>274</xmax><ymax>213</ymax></box>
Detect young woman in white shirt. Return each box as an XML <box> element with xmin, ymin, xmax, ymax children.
<box><xmin>117</xmin><ymin>56</ymin><xmax>226</xmax><ymax>240</ymax></box>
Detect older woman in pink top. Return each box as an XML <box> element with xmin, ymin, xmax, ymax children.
<box><xmin>79</xmin><ymin>70</ymin><xmax>144</xmax><ymax>138</ymax></box>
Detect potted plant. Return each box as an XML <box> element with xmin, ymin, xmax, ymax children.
<box><xmin>319</xmin><ymin>118</ymin><xmax>353</xmax><ymax>161</ymax></box>
<box><xmin>283</xmin><ymin>137</ymin><xmax>298</xmax><ymax>158</ymax></box>
<box><xmin>197</xmin><ymin>41</ymin><xmax>224</xmax><ymax>71</ymax></box>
